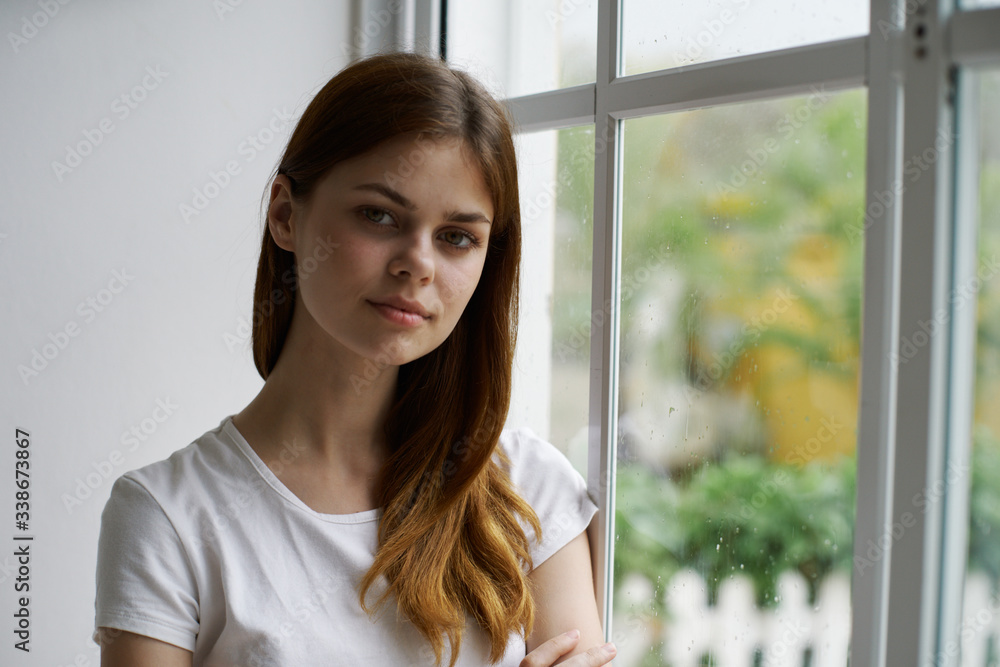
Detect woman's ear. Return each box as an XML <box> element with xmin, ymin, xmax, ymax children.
<box><xmin>268</xmin><ymin>174</ymin><xmax>297</xmax><ymax>252</ymax></box>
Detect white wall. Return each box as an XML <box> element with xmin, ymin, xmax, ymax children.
<box><xmin>0</xmin><ymin>1</ymin><xmax>353</xmax><ymax>663</ymax></box>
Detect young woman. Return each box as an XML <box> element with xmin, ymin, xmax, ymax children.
<box><xmin>94</xmin><ymin>52</ymin><xmax>615</xmax><ymax>667</ymax></box>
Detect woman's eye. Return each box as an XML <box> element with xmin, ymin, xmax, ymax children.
<box><xmin>440</xmin><ymin>230</ymin><xmax>476</xmax><ymax>249</ymax></box>
<box><xmin>362</xmin><ymin>207</ymin><xmax>393</xmax><ymax>225</ymax></box>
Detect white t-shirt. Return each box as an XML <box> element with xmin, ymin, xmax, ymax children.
<box><xmin>93</xmin><ymin>415</ymin><xmax>597</xmax><ymax>666</ymax></box>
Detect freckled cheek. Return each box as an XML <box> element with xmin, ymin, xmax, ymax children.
<box><xmin>438</xmin><ymin>266</ymin><xmax>484</xmax><ymax>311</ymax></box>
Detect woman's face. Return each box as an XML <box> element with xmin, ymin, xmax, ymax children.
<box><xmin>273</xmin><ymin>133</ymin><xmax>494</xmax><ymax>370</ymax></box>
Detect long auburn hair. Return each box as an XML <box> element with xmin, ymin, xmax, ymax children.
<box><xmin>248</xmin><ymin>52</ymin><xmax>541</xmax><ymax>665</ymax></box>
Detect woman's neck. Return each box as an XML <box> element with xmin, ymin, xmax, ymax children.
<box><xmin>232</xmin><ymin>306</ymin><xmax>398</xmax><ymax>494</ymax></box>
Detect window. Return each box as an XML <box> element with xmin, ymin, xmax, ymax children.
<box><xmin>957</xmin><ymin>67</ymin><xmax>1000</xmax><ymax>667</ymax></box>
<box><xmin>439</xmin><ymin>0</ymin><xmax>1000</xmax><ymax>663</ymax></box>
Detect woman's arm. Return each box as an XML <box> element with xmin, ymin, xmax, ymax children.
<box><xmin>98</xmin><ymin>628</ymin><xmax>193</xmax><ymax>667</ymax></box>
<box><xmin>524</xmin><ymin>523</ymin><xmax>615</xmax><ymax>666</ymax></box>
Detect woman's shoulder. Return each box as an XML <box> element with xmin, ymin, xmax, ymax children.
<box><xmin>497</xmin><ymin>426</ymin><xmax>579</xmax><ymax>478</ymax></box>
<box><xmin>107</xmin><ymin>414</ymin><xmax>248</xmax><ymax>510</ymax></box>
<box><xmin>496</xmin><ymin>425</ymin><xmax>597</xmax><ymax>566</ymax></box>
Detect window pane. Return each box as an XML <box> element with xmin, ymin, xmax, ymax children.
<box><xmin>447</xmin><ymin>0</ymin><xmax>597</xmax><ymax>99</ymax></box>
<box><xmin>962</xmin><ymin>68</ymin><xmax>1000</xmax><ymax>667</ymax></box>
<box><xmin>621</xmin><ymin>0</ymin><xmax>869</xmax><ymax>76</ymax></box>
<box><xmin>509</xmin><ymin>126</ymin><xmax>595</xmax><ymax>477</ymax></box>
<box><xmin>612</xmin><ymin>89</ymin><xmax>866</xmax><ymax>665</ymax></box>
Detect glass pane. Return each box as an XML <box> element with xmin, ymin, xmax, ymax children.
<box><xmin>509</xmin><ymin>126</ymin><xmax>595</xmax><ymax>477</ymax></box>
<box><xmin>447</xmin><ymin>0</ymin><xmax>597</xmax><ymax>99</ymax></box>
<box><xmin>612</xmin><ymin>89</ymin><xmax>867</xmax><ymax>665</ymax></box>
<box><xmin>962</xmin><ymin>68</ymin><xmax>1000</xmax><ymax>667</ymax></box>
<box><xmin>622</xmin><ymin>0</ymin><xmax>869</xmax><ymax>76</ymax></box>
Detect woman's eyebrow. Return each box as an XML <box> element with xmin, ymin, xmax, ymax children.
<box><xmin>354</xmin><ymin>182</ymin><xmax>492</xmax><ymax>225</ymax></box>
<box><xmin>353</xmin><ymin>183</ymin><xmax>416</xmax><ymax>210</ymax></box>
<box><xmin>446</xmin><ymin>211</ymin><xmax>492</xmax><ymax>225</ymax></box>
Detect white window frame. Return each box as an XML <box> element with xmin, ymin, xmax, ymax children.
<box><xmin>364</xmin><ymin>0</ymin><xmax>1000</xmax><ymax>663</ymax></box>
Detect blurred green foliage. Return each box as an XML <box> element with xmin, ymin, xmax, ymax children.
<box><xmin>615</xmin><ymin>455</ymin><xmax>855</xmax><ymax>609</ymax></box>
<box><xmin>971</xmin><ymin>426</ymin><xmax>1000</xmax><ymax>580</ymax></box>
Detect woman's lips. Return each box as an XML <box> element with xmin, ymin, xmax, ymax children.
<box><xmin>368</xmin><ymin>301</ymin><xmax>428</xmax><ymax>327</ymax></box>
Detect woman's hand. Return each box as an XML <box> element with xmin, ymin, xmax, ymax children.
<box><xmin>520</xmin><ymin>629</ymin><xmax>616</xmax><ymax>667</ymax></box>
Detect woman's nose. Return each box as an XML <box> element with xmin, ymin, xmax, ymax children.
<box><xmin>387</xmin><ymin>235</ymin><xmax>435</xmax><ymax>284</ymax></box>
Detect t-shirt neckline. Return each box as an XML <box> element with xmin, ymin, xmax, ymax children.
<box><xmin>220</xmin><ymin>414</ymin><xmax>381</xmax><ymax>525</ymax></box>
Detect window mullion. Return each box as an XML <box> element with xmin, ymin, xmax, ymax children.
<box><xmin>935</xmin><ymin>66</ymin><xmax>980</xmax><ymax>667</ymax></box>
<box><xmin>587</xmin><ymin>0</ymin><xmax>623</xmax><ymax>640</ymax></box>
<box><xmin>884</xmin><ymin>0</ymin><xmax>959</xmax><ymax>664</ymax></box>
<box><xmin>851</xmin><ymin>1</ymin><xmax>905</xmax><ymax>665</ymax></box>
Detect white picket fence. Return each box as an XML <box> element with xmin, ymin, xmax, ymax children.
<box><xmin>612</xmin><ymin>569</ymin><xmax>1000</xmax><ymax>667</ymax></box>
